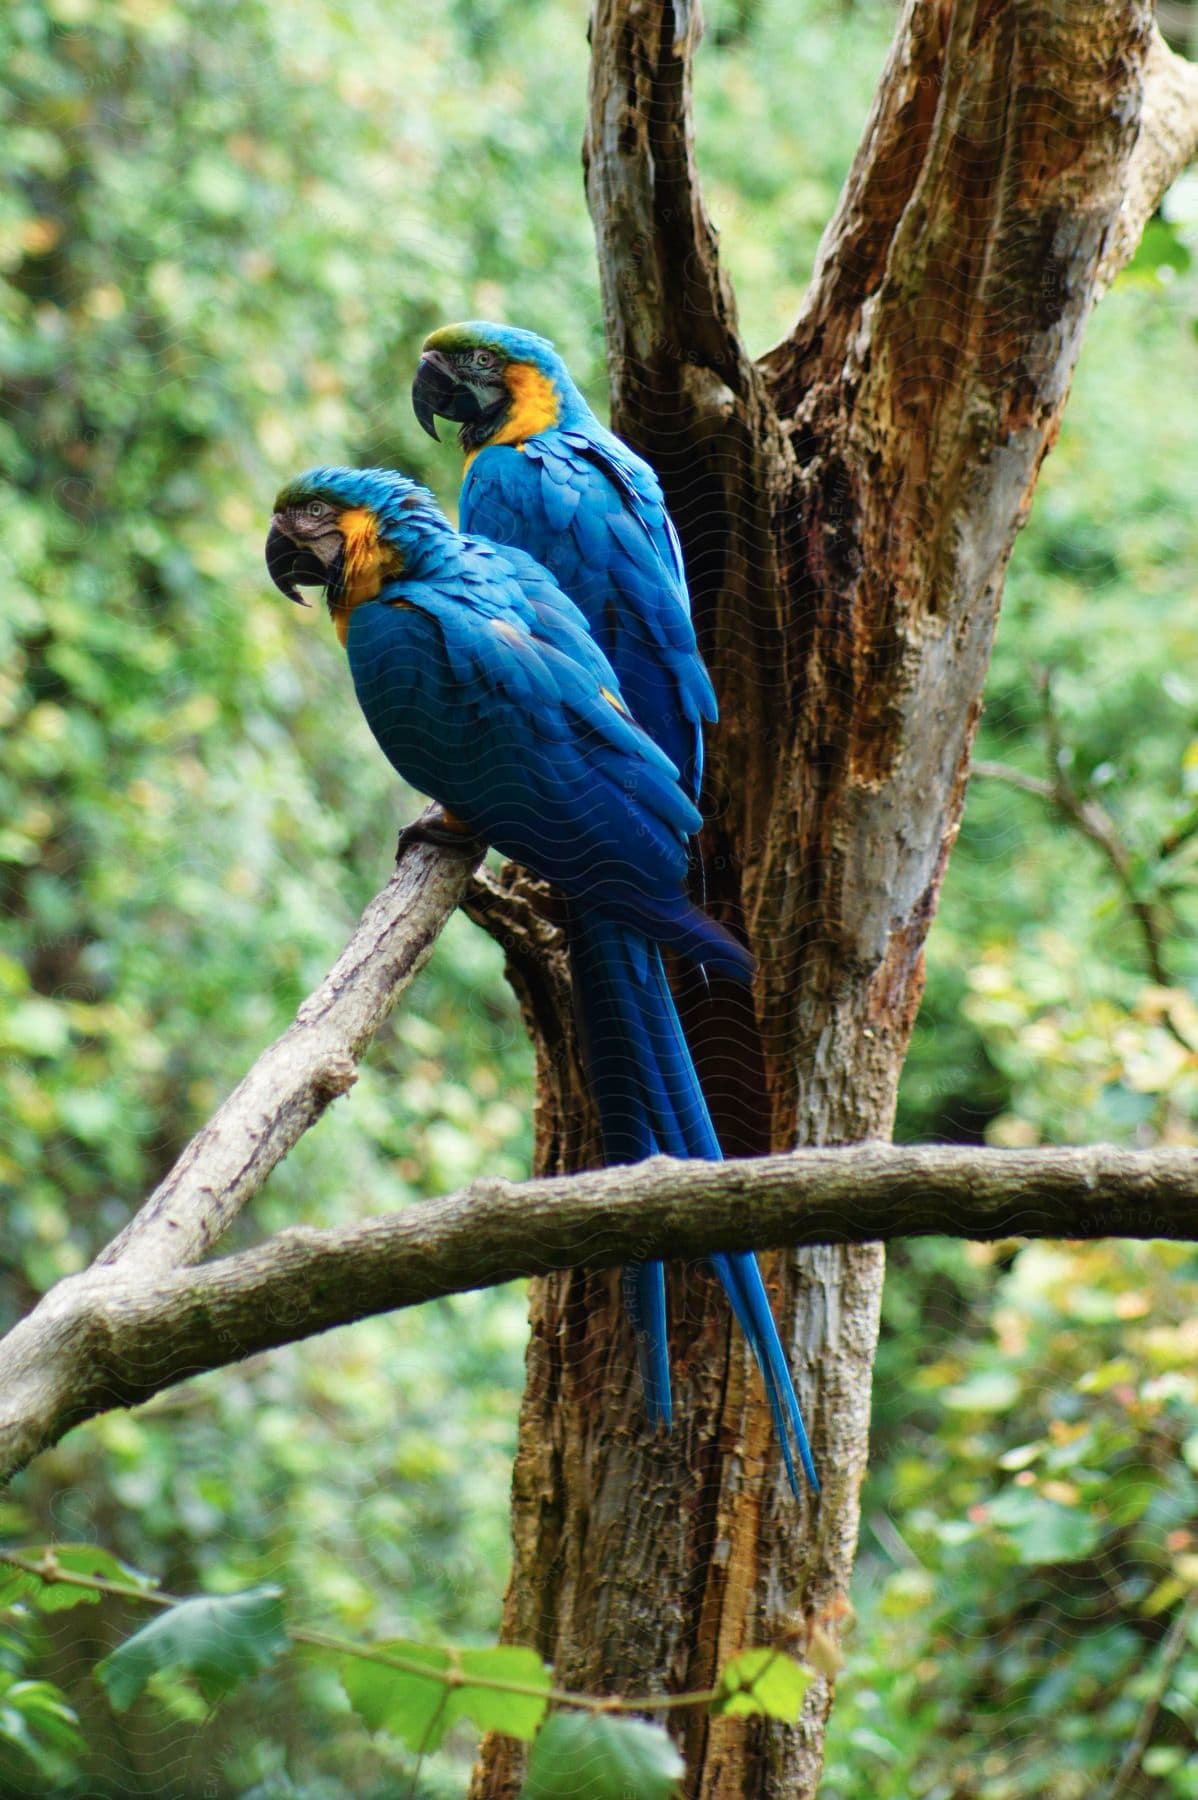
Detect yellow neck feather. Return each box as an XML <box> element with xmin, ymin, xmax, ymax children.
<box><xmin>465</xmin><ymin>362</ymin><xmax>560</xmax><ymax>471</ymax></box>
<box><xmin>330</xmin><ymin>508</ymin><xmax>402</xmax><ymax>646</ymax></box>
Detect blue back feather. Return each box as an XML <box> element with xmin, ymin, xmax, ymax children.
<box><xmin>453</xmin><ymin>351</ymin><xmax>716</xmax><ymax>800</ymax></box>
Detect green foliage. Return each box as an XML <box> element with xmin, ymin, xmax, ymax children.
<box><xmin>0</xmin><ymin>1667</ymin><xmax>83</xmax><ymax>1791</ymax></box>
<box><xmin>826</xmin><ymin>1240</ymin><xmax>1198</xmax><ymax>1800</ymax></box>
<box><xmin>28</xmin><ymin>1545</ymin><xmax>154</xmax><ymax>1612</ymax></box>
<box><xmin>0</xmin><ymin>1580</ymin><xmax>86</xmax><ymax>1792</ymax></box>
<box><xmin>0</xmin><ymin>0</ymin><xmax>552</xmax><ymax>1303</ymax></box>
<box><xmin>2</xmin><ymin>1551</ymin><xmax>792</xmax><ymax>1796</ymax></box>
<box><xmin>341</xmin><ymin>1641</ymin><xmax>550</xmax><ymax>1751</ymax></box>
<box><xmin>521</xmin><ymin>1714</ymin><xmax>684</xmax><ymax>1800</ymax></box>
<box><xmin>98</xmin><ymin>1588</ymin><xmax>288</xmax><ymax>1710</ymax></box>
<box><xmin>1</xmin><ymin>0</ymin><xmax>566</xmax><ymax>1788</ymax></box>
<box><xmin>1127</xmin><ymin>218</ymin><xmax>1194</xmax><ymax>282</ymax></box>
<box><xmin>695</xmin><ymin>0</ymin><xmax>897</xmax><ymax>347</ymax></box>
<box><xmin>712</xmin><ymin>1647</ymin><xmax>810</xmax><ymax>1721</ymax></box>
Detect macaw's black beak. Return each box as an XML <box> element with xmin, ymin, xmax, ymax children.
<box><xmin>266</xmin><ymin>517</ymin><xmax>334</xmax><ymax>606</ymax></box>
<box><xmin>412</xmin><ymin>349</ymin><xmax>479</xmax><ymax>441</ymax></box>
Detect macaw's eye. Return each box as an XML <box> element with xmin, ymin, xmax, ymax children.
<box><xmin>306</xmin><ymin>500</ymin><xmax>330</xmax><ymax>519</ymax></box>
<box><xmin>474</xmin><ymin>349</ymin><xmax>498</xmax><ymax>371</ymax></box>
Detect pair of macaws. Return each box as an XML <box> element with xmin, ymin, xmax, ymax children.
<box><xmin>265</xmin><ymin>323</ymin><xmax>817</xmax><ymax>1496</ymax></box>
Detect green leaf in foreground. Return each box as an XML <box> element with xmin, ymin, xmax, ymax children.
<box><xmin>341</xmin><ymin>1640</ymin><xmax>451</xmax><ymax>1751</ymax></box>
<box><xmin>0</xmin><ymin>1674</ymin><xmax>85</xmax><ymax>1777</ymax></box>
<box><xmin>0</xmin><ymin>1564</ymin><xmax>36</xmax><ymax>1608</ymax></box>
<box><xmin>33</xmin><ymin>1545</ymin><xmax>157</xmax><ymax>1613</ymax></box>
<box><xmin>97</xmin><ymin>1587</ymin><xmax>287</xmax><ymax>1710</ymax></box>
<box><xmin>522</xmin><ymin>1712</ymin><xmax>684</xmax><ymax>1800</ymax></box>
<box><xmin>342</xmin><ymin>1641</ymin><xmax>550</xmax><ymax>1751</ymax></box>
<box><xmin>712</xmin><ymin>1646</ymin><xmax>811</xmax><ymax>1721</ymax></box>
<box><xmin>455</xmin><ymin>1646</ymin><xmax>552</xmax><ymax>1739</ymax></box>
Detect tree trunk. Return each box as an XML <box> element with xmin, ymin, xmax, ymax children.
<box><xmin>472</xmin><ymin>2</ymin><xmax>1157</xmax><ymax>1793</ymax></box>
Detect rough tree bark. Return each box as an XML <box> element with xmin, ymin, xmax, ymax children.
<box><xmin>471</xmin><ymin>4</ymin><xmax>1193</xmax><ymax>1796</ymax></box>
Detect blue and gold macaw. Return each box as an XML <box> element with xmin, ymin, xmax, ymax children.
<box><xmin>411</xmin><ymin>321</ymin><xmax>713</xmax><ymax>804</ymax></box>
<box><xmin>265</xmin><ymin>466</ymin><xmax>817</xmax><ymax>1495</ymax></box>
<box><xmin>412</xmin><ymin>323</ymin><xmax>734</xmax><ymax>1417</ymax></box>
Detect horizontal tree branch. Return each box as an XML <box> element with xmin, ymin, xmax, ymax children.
<box><xmin>4</xmin><ymin>1142</ymin><xmax>1196</xmax><ymax>1486</ymax></box>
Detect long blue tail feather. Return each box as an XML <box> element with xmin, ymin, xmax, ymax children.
<box><xmin>713</xmin><ymin>1252</ymin><xmax>820</xmax><ymax>1495</ymax></box>
<box><xmin>623</xmin><ymin>1261</ymin><xmax>672</xmax><ymax>1429</ymax></box>
<box><xmin>568</xmin><ymin>906</ymin><xmax>817</xmax><ymax>1495</ymax></box>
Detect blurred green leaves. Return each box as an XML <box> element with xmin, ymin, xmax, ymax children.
<box><xmin>522</xmin><ymin>1714</ymin><xmax>684</xmax><ymax>1800</ymax></box>
<box><xmin>0</xmin><ymin>1670</ymin><xmax>83</xmax><ymax>1788</ymax></box>
<box><xmin>26</xmin><ymin>1544</ymin><xmax>157</xmax><ymax>1612</ymax></box>
<box><xmin>2</xmin><ymin>0</ymin><xmax>563</xmax><ymax>1789</ymax></box>
<box><xmin>98</xmin><ymin>1588</ymin><xmax>288</xmax><ymax>1710</ymax></box>
<box><xmin>1126</xmin><ymin>218</ymin><xmax>1194</xmax><ymax>284</ymax></box>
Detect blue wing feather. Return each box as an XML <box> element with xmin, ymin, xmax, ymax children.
<box><xmin>460</xmin><ymin>429</ymin><xmax>715</xmax><ymax>798</ymax></box>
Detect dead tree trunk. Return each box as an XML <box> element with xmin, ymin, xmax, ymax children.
<box><xmin>471</xmin><ymin>3</ymin><xmax>1188</xmax><ymax>1794</ymax></box>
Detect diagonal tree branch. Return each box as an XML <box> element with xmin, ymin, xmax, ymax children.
<box><xmin>1097</xmin><ymin>25</ymin><xmax>1198</xmax><ymax>291</ymax></box>
<box><xmin>971</xmin><ymin>758</ymin><xmax>1176</xmax><ymax>990</ymax></box>
<box><xmin>4</xmin><ymin>1141</ymin><xmax>1197</xmax><ymax>1490</ymax></box>
<box><xmin>772</xmin><ymin>17</ymin><xmax>1198</xmax><ymax>383</ymax></box>
<box><xmin>972</xmin><ymin>668</ymin><xmax>1197</xmax><ymax>1051</ymax></box>
<box><xmin>98</xmin><ymin>815</ymin><xmax>481</xmax><ymax>1276</ymax></box>
<box><xmin>1102</xmin><ymin>1579</ymin><xmax>1198</xmax><ymax>1800</ymax></box>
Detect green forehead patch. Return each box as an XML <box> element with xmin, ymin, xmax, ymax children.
<box><xmin>423</xmin><ymin>322</ymin><xmax>496</xmax><ymax>354</ymax></box>
<box><xmin>274</xmin><ymin>480</ymin><xmax>332</xmax><ymax>511</ymax></box>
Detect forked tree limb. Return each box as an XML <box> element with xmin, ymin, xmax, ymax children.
<box><xmin>2</xmin><ymin>1142</ymin><xmax>1196</xmax><ymax>1487</ymax></box>
<box><xmin>554</xmin><ymin>7</ymin><xmax>1197</xmax><ymax>1797</ymax></box>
